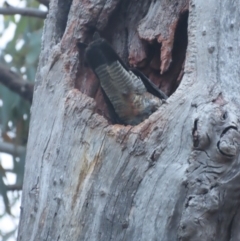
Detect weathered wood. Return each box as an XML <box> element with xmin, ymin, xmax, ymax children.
<box><xmin>18</xmin><ymin>0</ymin><xmax>240</xmax><ymax>241</ymax></box>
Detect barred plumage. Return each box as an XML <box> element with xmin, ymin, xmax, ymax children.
<box><xmin>79</xmin><ymin>36</ymin><xmax>167</xmax><ymax>125</ymax></box>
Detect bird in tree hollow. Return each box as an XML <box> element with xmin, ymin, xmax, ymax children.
<box><xmin>78</xmin><ymin>34</ymin><xmax>167</xmax><ymax>125</ymax></box>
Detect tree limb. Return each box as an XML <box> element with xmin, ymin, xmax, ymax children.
<box><xmin>0</xmin><ymin>141</ymin><xmax>26</xmax><ymax>156</ymax></box>
<box><xmin>0</xmin><ymin>64</ymin><xmax>34</xmax><ymax>102</ymax></box>
<box><xmin>0</xmin><ymin>5</ymin><xmax>47</xmax><ymax>19</ymax></box>
<box><xmin>6</xmin><ymin>184</ymin><xmax>22</xmax><ymax>191</ymax></box>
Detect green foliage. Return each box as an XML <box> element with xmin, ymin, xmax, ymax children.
<box><xmin>0</xmin><ymin>0</ymin><xmax>46</xmax><ymax>239</ymax></box>
<box><xmin>3</xmin><ymin>13</ymin><xmax>43</xmax><ymax>82</ymax></box>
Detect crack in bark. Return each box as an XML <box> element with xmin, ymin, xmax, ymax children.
<box><xmin>41</xmin><ymin>117</ymin><xmax>56</xmax><ymax>163</ymax></box>
<box><xmin>192</xmin><ymin>119</ymin><xmax>199</xmax><ymax>147</ymax></box>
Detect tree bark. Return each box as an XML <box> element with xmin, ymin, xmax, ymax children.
<box><xmin>17</xmin><ymin>0</ymin><xmax>240</xmax><ymax>241</ymax></box>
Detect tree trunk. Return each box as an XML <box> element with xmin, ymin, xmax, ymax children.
<box><xmin>17</xmin><ymin>0</ymin><xmax>240</xmax><ymax>240</ymax></box>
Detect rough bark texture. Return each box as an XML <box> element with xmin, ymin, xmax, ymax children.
<box><xmin>18</xmin><ymin>0</ymin><xmax>240</xmax><ymax>241</ymax></box>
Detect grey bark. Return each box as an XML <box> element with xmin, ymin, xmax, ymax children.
<box><xmin>17</xmin><ymin>0</ymin><xmax>240</xmax><ymax>241</ymax></box>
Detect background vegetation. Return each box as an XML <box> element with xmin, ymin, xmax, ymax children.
<box><xmin>0</xmin><ymin>0</ymin><xmax>47</xmax><ymax>239</ymax></box>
